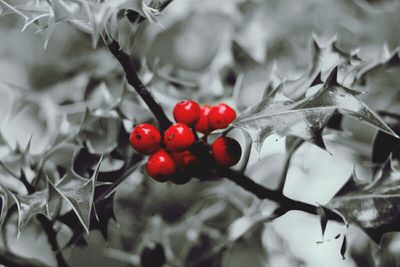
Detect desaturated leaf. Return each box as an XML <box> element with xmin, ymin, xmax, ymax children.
<box><xmin>47</xmin><ymin>156</ymin><xmax>103</xmax><ymax>233</ymax></box>
<box><xmin>234</xmin><ymin>67</ymin><xmax>398</xmax><ymax>151</ymax></box>
<box><xmin>52</xmin><ymin>0</ymin><xmax>79</xmax><ymax>23</ymax></box>
<box><xmin>13</xmin><ymin>190</ymin><xmax>48</xmax><ymax>235</ymax></box>
<box><xmin>354</xmin><ymin>47</ymin><xmax>400</xmax><ymax>86</ymax></box>
<box><xmin>81</xmin><ymin>1</ymin><xmax>116</xmax><ymax>48</ymax></box>
<box><xmin>0</xmin><ymin>185</ymin><xmax>13</xmax><ymax>227</ymax></box>
<box><xmin>327</xmin><ymin>157</ymin><xmax>400</xmax><ymax>244</ymax></box>
<box><xmin>0</xmin><ymin>134</ymin><xmax>36</xmax><ymax>182</ymax></box>
<box><xmin>311</xmin><ymin>34</ymin><xmax>361</xmax><ymax>79</ymax></box>
<box><xmin>57</xmin><ymin>187</ymin><xmax>117</xmax><ymax>246</ymax></box>
<box><xmin>315</xmin><ymin>67</ymin><xmax>398</xmax><ymax>137</ymax></box>
<box><xmin>57</xmin><ymin>196</ymin><xmax>116</xmax><ymax>247</ymax></box>
<box><xmin>78</xmin><ymin>109</ymin><xmax>121</xmax><ymax>155</ymax></box>
<box><xmin>0</xmin><ymin>0</ymin><xmax>49</xmax><ymax>31</ymax></box>
<box><xmin>227</xmin><ymin>214</ymin><xmax>264</xmax><ymax>242</ymax></box>
<box><xmin>147</xmin><ymin>13</ymin><xmax>230</xmax><ymax>71</ymax></box>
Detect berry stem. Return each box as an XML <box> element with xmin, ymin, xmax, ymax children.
<box><xmin>191</xmin><ymin>126</ymin><xmax>199</xmax><ymax>140</ymax></box>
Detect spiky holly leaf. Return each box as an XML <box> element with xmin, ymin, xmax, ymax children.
<box><xmin>0</xmin><ymin>0</ymin><xmax>142</xmax><ymax>48</ymax></box>
<box><xmin>327</xmin><ymin>157</ymin><xmax>400</xmax><ymax>245</ymax></box>
<box><xmin>0</xmin><ymin>0</ymin><xmax>49</xmax><ymax>31</ymax></box>
<box><xmin>278</xmin><ymin>34</ymin><xmax>359</xmax><ymax>101</ymax></box>
<box><xmin>311</xmin><ymin>34</ymin><xmax>361</xmax><ymax>76</ymax></box>
<box><xmin>3</xmin><ymin>137</ymin><xmax>35</xmax><ymax>181</ymax></box>
<box><xmin>47</xmin><ymin>156</ymin><xmax>103</xmax><ymax>234</ymax></box>
<box><xmin>57</xmin><ymin>192</ymin><xmax>116</xmax><ymax>248</ymax></box>
<box><xmin>354</xmin><ymin>47</ymin><xmax>400</xmax><ymax>86</ymax></box>
<box><xmin>233</xmin><ymin>67</ymin><xmax>398</xmax><ymax>151</ymax></box>
<box><xmin>13</xmin><ymin>190</ymin><xmax>49</xmax><ymax>236</ymax></box>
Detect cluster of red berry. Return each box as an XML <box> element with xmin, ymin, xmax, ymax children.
<box><xmin>129</xmin><ymin>100</ymin><xmax>241</xmax><ymax>183</ymax></box>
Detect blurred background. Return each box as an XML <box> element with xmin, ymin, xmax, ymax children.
<box><xmin>1</xmin><ymin>0</ymin><xmax>400</xmax><ymax>266</ymax></box>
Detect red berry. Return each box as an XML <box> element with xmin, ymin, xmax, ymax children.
<box><xmin>195</xmin><ymin>105</ymin><xmax>211</xmax><ymax>134</ymax></box>
<box><xmin>171</xmin><ymin>150</ymin><xmax>196</xmax><ymax>170</ymax></box>
<box><xmin>130</xmin><ymin>124</ymin><xmax>161</xmax><ymax>154</ymax></box>
<box><xmin>208</xmin><ymin>103</ymin><xmax>236</xmax><ymax>130</ymax></box>
<box><xmin>146</xmin><ymin>149</ymin><xmax>176</xmax><ymax>182</ymax></box>
<box><xmin>163</xmin><ymin>123</ymin><xmax>195</xmax><ymax>152</ymax></box>
<box><xmin>211</xmin><ymin>137</ymin><xmax>242</xmax><ymax>167</ymax></box>
<box><xmin>173</xmin><ymin>100</ymin><xmax>201</xmax><ymax>126</ymax></box>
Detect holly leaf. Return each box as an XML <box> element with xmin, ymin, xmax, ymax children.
<box><xmin>47</xmin><ymin>156</ymin><xmax>103</xmax><ymax>234</ymax></box>
<box><xmin>0</xmin><ymin>0</ymin><xmax>49</xmax><ymax>31</ymax></box>
<box><xmin>77</xmin><ymin>109</ymin><xmax>121</xmax><ymax>155</ymax></box>
<box><xmin>355</xmin><ymin>47</ymin><xmax>400</xmax><ymax>86</ymax></box>
<box><xmin>327</xmin><ymin>157</ymin><xmax>400</xmax><ymax>245</ymax></box>
<box><xmin>0</xmin><ymin>135</ymin><xmax>36</xmax><ymax>182</ymax></box>
<box><xmin>12</xmin><ymin>190</ymin><xmax>49</xmax><ymax>235</ymax></box>
<box><xmin>233</xmin><ymin>67</ymin><xmax>398</xmax><ymax>151</ymax></box>
<box><xmin>56</xmin><ymin>187</ymin><xmax>116</xmax><ymax>248</ymax></box>
<box><xmin>0</xmin><ymin>185</ymin><xmax>13</xmax><ymax>227</ymax></box>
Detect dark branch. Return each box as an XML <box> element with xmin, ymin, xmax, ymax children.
<box><xmin>107</xmin><ymin>39</ymin><xmax>344</xmax><ymax>224</ymax></box>
<box><xmin>108</xmin><ymin>40</ymin><xmax>172</xmax><ymax>131</ymax></box>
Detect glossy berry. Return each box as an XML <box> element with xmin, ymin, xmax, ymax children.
<box><xmin>195</xmin><ymin>105</ymin><xmax>211</xmax><ymax>134</ymax></box>
<box><xmin>163</xmin><ymin>123</ymin><xmax>195</xmax><ymax>152</ymax></box>
<box><xmin>208</xmin><ymin>103</ymin><xmax>236</xmax><ymax>130</ymax></box>
<box><xmin>173</xmin><ymin>100</ymin><xmax>201</xmax><ymax>126</ymax></box>
<box><xmin>140</xmin><ymin>242</ymin><xmax>166</xmax><ymax>267</ymax></box>
<box><xmin>171</xmin><ymin>150</ymin><xmax>196</xmax><ymax>170</ymax></box>
<box><xmin>146</xmin><ymin>149</ymin><xmax>176</xmax><ymax>182</ymax></box>
<box><xmin>129</xmin><ymin>124</ymin><xmax>161</xmax><ymax>155</ymax></box>
<box><xmin>211</xmin><ymin>137</ymin><xmax>242</xmax><ymax>167</ymax></box>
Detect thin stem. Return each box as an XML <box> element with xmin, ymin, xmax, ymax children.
<box><xmin>277</xmin><ymin>138</ymin><xmax>304</xmax><ymax>192</ymax></box>
<box><xmin>191</xmin><ymin>126</ymin><xmax>200</xmax><ymax>141</ymax></box>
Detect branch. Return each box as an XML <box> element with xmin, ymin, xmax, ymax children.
<box><xmin>107</xmin><ymin>39</ymin><xmax>344</xmax><ymax>224</ymax></box>
<box><xmin>108</xmin><ymin>40</ymin><xmax>172</xmax><ymax>131</ymax></box>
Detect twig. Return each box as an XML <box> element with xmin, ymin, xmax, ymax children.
<box><xmin>108</xmin><ymin>40</ymin><xmax>172</xmax><ymax>132</ymax></box>
<box><xmin>277</xmin><ymin>138</ymin><xmax>304</xmax><ymax>192</ymax></box>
